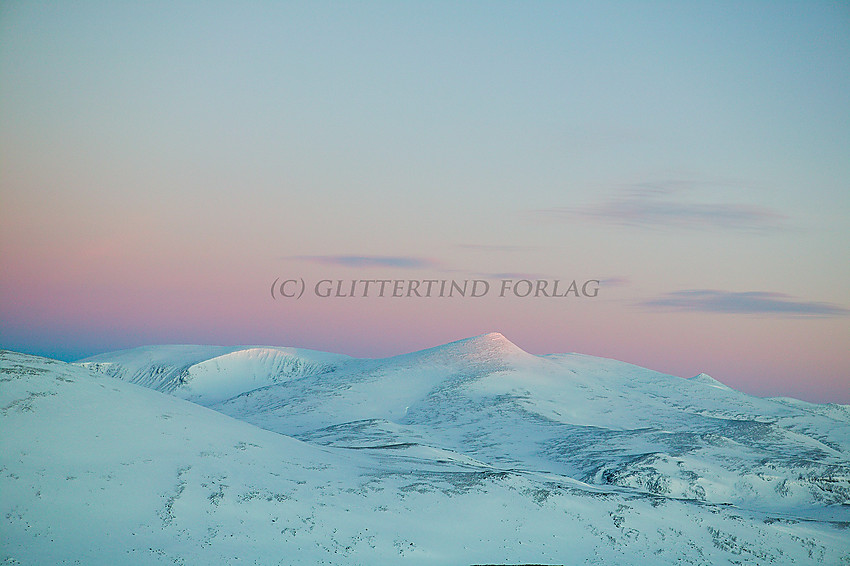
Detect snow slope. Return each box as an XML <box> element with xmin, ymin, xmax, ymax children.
<box><xmin>79</xmin><ymin>344</ymin><xmax>350</xmax><ymax>404</ymax></box>
<box><xmin>2</xmin><ymin>337</ymin><xmax>849</xmax><ymax>564</ymax></box>
<box><xmin>92</xmin><ymin>333</ymin><xmax>848</xmax><ymax>515</ymax></box>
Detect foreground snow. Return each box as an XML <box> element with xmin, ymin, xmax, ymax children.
<box><xmin>2</xmin><ymin>335</ymin><xmax>849</xmax><ymax>564</ymax></box>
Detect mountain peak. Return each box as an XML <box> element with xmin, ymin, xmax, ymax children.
<box><xmin>478</xmin><ymin>331</ymin><xmax>510</xmax><ymax>343</ymax></box>
<box><xmin>446</xmin><ymin>332</ymin><xmax>531</xmax><ymax>359</ymax></box>
<box><xmin>690</xmin><ymin>372</ymin><xmax>732</xmax><ymax>390</ymax></box>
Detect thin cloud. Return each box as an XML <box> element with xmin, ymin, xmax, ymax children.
<box><xmin>292</xmin><ymin>255</ymin><xmax>440</xmax><ymax>269</ymax></box>
<box><xmin>456</xmin><ymin>244</ymin><xmax>540</xmax><ymax>252</ymax></box>
<box><xmin>598</xmin><ymin>277</ymin><xmax>630</xmax><ymax>287</ymax></box>
<box><xmin>642</xmin><ymin>290</ymin><xmax>848</xmax><ymax>317</ymax></box>
<box><xmin>472</xmin><ymin>272</ymin><xmax>547</xmax><ymax>280</ymax></box>
<box><xmin>533</xmin><ymin>182</ymin><xmax>789</xmax><ymax>232</ymax></box>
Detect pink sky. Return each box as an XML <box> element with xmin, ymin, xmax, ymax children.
<box><xmin>1</xmin><ymin>2</ymin><xmax>848</xmax><ymax>403</ymax></box>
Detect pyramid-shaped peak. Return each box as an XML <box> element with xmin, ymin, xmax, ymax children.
<box><xmin>459</xmin><ymin>331</ymin><xmax>511</xmax><ymax>343</ymax></box>
<box><xmin>477</xmin><ymin>332</ymin><xmax>515</xmax><ymax>346</ymax></box>
<box><xmin>448</xmin><ymin>332</ymin><xmax>530</xmax><ymax>357</ymax></box>
<box><xmin>393</xmin><ymin>332</ymin><xmax>534</xmax><ymax>367</ymax></box>
<box><xmin>690</xmin><ymin>372</ymin><xmax>732</xmax><ymax>390</ymax></box>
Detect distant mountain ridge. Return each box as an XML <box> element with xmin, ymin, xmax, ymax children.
<box><xmin>78</xmin><ymin>333</ymin><xmax>850</xmax><ymax>514</ymax></box>
<box><xmin>80</xmin><ymin>344</ymin><xmax>350</xmax><ymax>404</ymax></box>
<box><xmin>3</xmin><ymin>338</ymin><xmax>849</xmax><ymax>565</ymax></box>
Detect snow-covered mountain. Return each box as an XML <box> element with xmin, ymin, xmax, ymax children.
<box><xmin>81</xmin><ymin>333</ymin><xmax>850</xmax><ymax>513</ymax></box>
<box><xmin>79</xmin><ymin>344</ymin><xmax>350</xmax><ymax>404</ymax></box>
<box><xmin>3</xmin><ymin>334</ymin><xmax>849</xmax><ymax>564</ymax></box>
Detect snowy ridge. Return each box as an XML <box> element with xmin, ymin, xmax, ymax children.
<box><xmin>79</xmin><ymin>344</ymin><xmax>350</xmax><ymax>404</ymax></box>
<box><xmin>402</xmin><ymin>331</ymin><xmax>540</xmax><ymax>365</ymax></box>
<box><xmin>79</xmin><ymin>344</ymin><xmax>244</xmax><ymax>392</ymax></box>
<box><xmin>78</xmin><ymin>334</ymin><xmax>850</xmax><ymax>514</ymax></box>
<box><xmin>3</xmin><ymin>337</ymin><xmax>850</xmax><ymax>564</ymax></box>
<box><xmin>690</xmin><ymin>372</ymin><xmax>732</xmax><ymax>390</ymax></box>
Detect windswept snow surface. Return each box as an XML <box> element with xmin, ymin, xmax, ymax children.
<box><xmin>2</xmin><ymin>334</ymin><xmax>849</xmax><ymax>564</ymax></box>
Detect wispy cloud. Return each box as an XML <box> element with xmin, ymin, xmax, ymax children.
<box><xmin>456</xmin><ymin>244</ymin><xmax>540</xmax><ymax>252</ymax></box>
<box><xmin>598</xmin><ymin>276</ymin><xmax>630</xmax><ymax>287</ymax></box>
<box><xmin>533</xmin><ymin>182</ymin><xmax>789</xmax><ymax>232</ymax></box>
<box><xmin>472</xmin><ymin>272</ymin><xmax>547</xmax><ymax>280</ymax></box>
<box><xmin>292</xmin><ymin>255</ymin><xmax>440</xmax><ymax>269</ymax></box>
<box><xmin>642</xmin><ymin>289</ymin><xmax>848</xmax><ymax>317</ymax></box>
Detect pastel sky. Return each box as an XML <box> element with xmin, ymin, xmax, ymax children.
<box><xmin>2</xmin><ymin>1</ymin><xmax>848</xmax><ymax>403</ymax></box>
